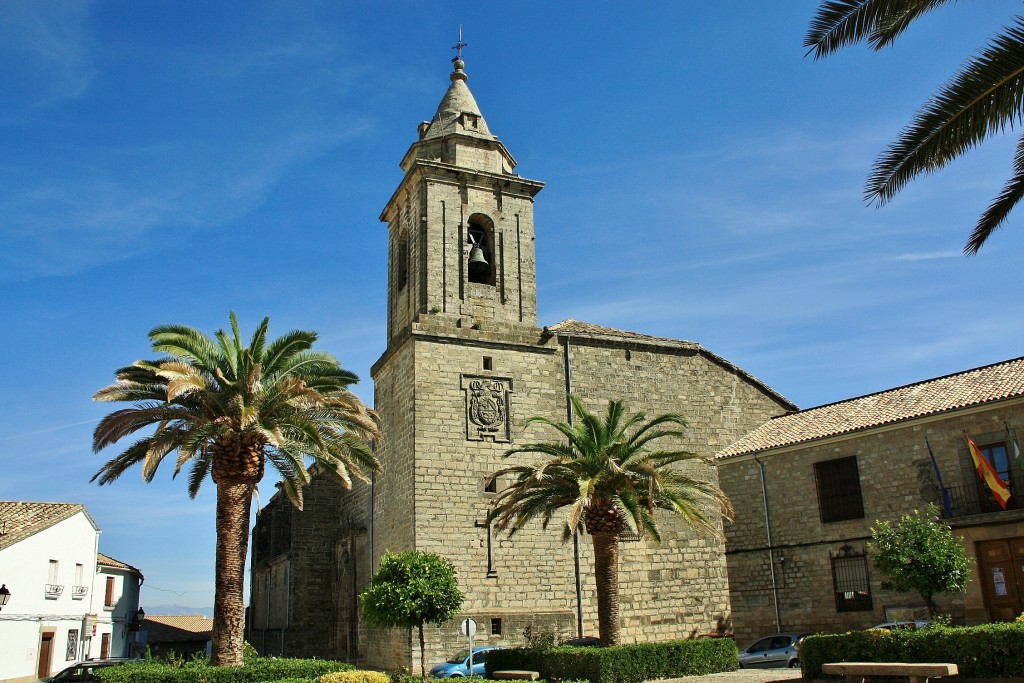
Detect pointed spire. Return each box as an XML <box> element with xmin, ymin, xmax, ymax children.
<box><xmin>421</xmin><ymin>36</ymin><xmax>494</xmax><ymax>142</ymax></box>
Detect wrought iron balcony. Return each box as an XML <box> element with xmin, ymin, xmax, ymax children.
<box><xmin>44</xmin><ymin>584</ymin><xmax>64</xmax><ymax>598</ymax></box>
<box><xmin>72</xmin><ymin>585</ymin><xmax>88</xmax><ymax>599</ymax></box>
<box><xmin>941</xmin><ymin>472</ymin><xmax>1024</xmax><ymax>518</ymax></box>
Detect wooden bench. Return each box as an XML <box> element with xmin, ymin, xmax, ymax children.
<box><xmin>491</xmin><ymin>671</ymin><xmax>540</xmax><ymax>681</ymax></box>
<box><xmin>823</xmin><ymin>662</ymin><xmax>958</xmax><ymax>683</ymax></box>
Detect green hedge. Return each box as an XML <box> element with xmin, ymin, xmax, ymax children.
<box><xmin>485</xmin><ymin>639</ymin><xmax>737</xmax><ymax>683</ymax></box>
<box><xmin>799</xmin><ymin>622</ymin><xmax>1024</xmax><ymax>679</ymax></box>
<box><xmin>95</xmin><ymin>657</ymin><xmax>355</xmax><ymax>683</ymax></box>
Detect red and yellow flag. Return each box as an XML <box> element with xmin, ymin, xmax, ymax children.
<box><xmin>965</xmin><ymin>432</ymin><xmax>1011</xmax><ymax>509</ymax></box>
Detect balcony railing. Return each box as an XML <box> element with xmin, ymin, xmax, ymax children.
<box><xmin>72</xmin><ymin>585</ymin><xmax>88</xmax><ymax>599</ymax></box>
<box><xmin>44</xmin><ymin>584</ymin><xmax>64</xmax><ymax>598</ymax></box>
<box><xmin>941</xmin><ymin>472</ymin><xmax>1024</xmax><ymax>518</ymax></box>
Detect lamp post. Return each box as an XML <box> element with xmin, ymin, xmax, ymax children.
<box><xmin>0</xmin><ymin>584</ymin><xmax>10</xmax><ymax>611</ymax></box>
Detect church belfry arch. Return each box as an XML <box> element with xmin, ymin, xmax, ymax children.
<box><xmin>466</xmin><ymin>214</ymin><xmax>495</xmax><ymax>286</ymax></box>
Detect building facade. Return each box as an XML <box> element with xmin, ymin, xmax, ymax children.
<box><xmin>717</xmin><ymin>357</ymin><xmax>1024</xmax><ymax>646</ymax></box>
<box><xmin>249</xmin><ymin>57</ymin><xmax>793</xmax><ymax>671</ymax></box>
<box><xmin>0</xmin><ymin>502</ymin><xmax>143</xmax><ymax>683</ymax></box>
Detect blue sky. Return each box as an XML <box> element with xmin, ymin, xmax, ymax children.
<box><xmin>2</xmin><ymin>1</ymin><xmax>1023</xmax><ymax>611</ymax></box>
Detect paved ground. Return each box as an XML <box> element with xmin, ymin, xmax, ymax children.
<box><xmin>661</xmin><ymin>668</ymin><xmax>802</xmax><ymax>683</ymax></box>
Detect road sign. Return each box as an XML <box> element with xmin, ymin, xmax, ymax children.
<box><xmin>460</xmin><ymin>618</ymin><xmax>477</xmax><ymax>637</ymax></box>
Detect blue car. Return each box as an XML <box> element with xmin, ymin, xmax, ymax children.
<box><xmin>429</xmin><ymin>646</ymin><xmax>502</xmax><ymax>677</ymax></box>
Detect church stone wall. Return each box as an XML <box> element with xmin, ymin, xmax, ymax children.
<box><xmin>407</xmin><ymin>327</ymin><xmax>573</xmax><ymax>672</ymax></box>
<box><xmin>248</xmin><ymin>472</ymin><xmax>371</xmax><ymax>659</ymax></box>
<box><xmin>563</xmin><ymin>338</ymin><xmax>792</xmax><ymax>642</ymax></box>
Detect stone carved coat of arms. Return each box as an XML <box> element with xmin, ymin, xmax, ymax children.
<box><xmin>462</xmin><ymin>376</ymin><xmax>512</xmax><ymax>442</ymax></box>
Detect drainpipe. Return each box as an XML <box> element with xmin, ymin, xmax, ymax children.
<box><xmin>562</xmin><ymin>335</ymin><xmax>585</xmax><ymax>639</ymax></box>
<box><xmin>755</xmin><ymin>456</ymin><xmax>782</xmax><ymax>633</ymax></box>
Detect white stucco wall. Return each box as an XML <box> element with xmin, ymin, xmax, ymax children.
<box><xmin>0</xmin><ymin>511</ymin><xmax>99</xmax><ymax>683</ymax></box>
<box><xmin>88</xmin><ymin>564</ymin><xmax>142</xmax><ymax>659</ymax></box>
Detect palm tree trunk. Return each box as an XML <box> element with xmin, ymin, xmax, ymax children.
<box><xmin>210</xmin><ymin>479</ymin><xmax>256</xmax><ymax>666</ymax></box>
<box><xmin>591</xmin><ymin>532</ymin><xmax>621</xmax><ymax>646</ymax></box>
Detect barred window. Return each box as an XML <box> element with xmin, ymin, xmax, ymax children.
<box><xmin>814</xmin><ymin>456</ymin><xmax>864</xmax><ymax>523</ymax></box>
<box><xmin>66</xmin><ymin>629</ymin><xmax>79</xmax><ymax>660</ymax></box>
<box><xmin>832</xmin><ymin>554</ymin><xmax>873</xmax><ymax>612</ymax></box>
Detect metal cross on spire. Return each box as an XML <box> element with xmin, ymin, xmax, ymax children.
<box><xmin>451</xmin><ymin>24</ymin><xmax>468</xmax><ymax>62</ymax></box>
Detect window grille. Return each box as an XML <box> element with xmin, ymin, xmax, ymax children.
<box><xmin>815</xmin><ymin>456</ymin><xmax>865</xmax><ymax>523</ymax></box>
<box><xmin>66</xmin><ymin>629</ymin><xmax>79</xmax><ymax>660</ymax></box>
<box><xmin>832</xmin><ymin>553</ymin><xmax>873</xmax><ymax>612</ymax></box>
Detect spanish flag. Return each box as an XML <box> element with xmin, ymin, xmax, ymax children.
<box><xmin>965</xmin><ymin>432</ymin><xmax>1011</xmax><ymax>509</ymax></box>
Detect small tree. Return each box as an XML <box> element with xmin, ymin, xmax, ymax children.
<box><xmin>869</xmin><ymin>504</ymin><xmax>972</xmax><ymax>617</ymax></box>
<box><xmin>361</xmin><ymin>550</ymin><xmax>464</xmax><ymax>682</ymax></box>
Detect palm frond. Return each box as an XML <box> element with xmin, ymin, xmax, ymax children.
<box><xmin>805</xmin><ymin>0</ymin><xmax>954</xmax><ymax>59</ymax></box>
<box><xmin>966</xmin><ymin>132</ymin><xmax>1024</xmax><ymax>253</ymax></box>
<box><xmin>149</xmin><ymin>324</ymin><xmax>221</xmax><ymax>369</ymax></box>
<box><xmin>867</xmin><ymin>18</ymin><xmax>1024</xmax><ymax>205</ymax></box>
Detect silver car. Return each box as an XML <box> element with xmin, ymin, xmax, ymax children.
<box><xmin>738</xmin><ymin>633</ymin><xmax>809</xmax><ymax>668</ymax></box>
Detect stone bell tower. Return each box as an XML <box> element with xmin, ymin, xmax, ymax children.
<box><xmin>368</xmin><ymin>56</ymin><xmax>567</xmax><ymax>671</ymax></box>
<box><xmin>379</xmin><ymin>56</ymin><xmax>544</xmax><ymax>344</ymax></box>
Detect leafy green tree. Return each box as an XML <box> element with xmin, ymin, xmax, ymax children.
<box><xmin>92</xmin><ymin>313</ymin><xmax>379</xmax><ymax>666</ymax></box>
<box><xmin>806</xmin><ymin>2</ymin><xmax>1024</xmax><ymax>253</ymax></box>
<box><xmin>869</xmin><ymin>504</ymin><xmax>972</xmax><ymax>617</ymax></box>
<box><xmin>361</xmin><ymin>550</ymin><xmax>465</xmax><ymax>683</ymax></box>
<box><xmin>488</xmin><ymin>396</ymin><xmax>732</xmax><ymax>646</ymax></box>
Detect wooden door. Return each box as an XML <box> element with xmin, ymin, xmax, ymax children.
<box><xmin>37</xmin><ymin>632</ymin><xmax>54</xmax><ymax>679</ymax></box>
<box><xmin>977</xmin><ymin>538</ymin><xmax>1024</xmax><ymax>621</ymax></box>
<box><xmin>101</xmin><ymin>632</ymin><xmax>111</xmax><ymax>659</ymax></box>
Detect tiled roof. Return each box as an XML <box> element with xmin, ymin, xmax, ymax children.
<box><xmin>143</xmin><ymin>615</ymin><xmax>212</xmax><ymax>642</ymax></box>
<box><xmin>717</xmin><ymin>356</ymin><xmax>1024</xmax><ymax>459</ymax></box>
<box><xmin>546</xmin><ymin>319</ymin><xmax>794</xmax><ymax>409</ymax></box>
<box><xmin>0</xmin><ymin>501</ymin><xmax>97</xmax><ymax>551</ymax></box>
<box><xmin>97</xmin><ymin>552</ymin><xmax>142</xmax><ymax>576</ymax></box>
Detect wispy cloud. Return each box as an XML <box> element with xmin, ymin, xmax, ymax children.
<box><xmin>0</xmin><ymin>0</ymin><xmax>95</xmax><ymax>106</ymax></box>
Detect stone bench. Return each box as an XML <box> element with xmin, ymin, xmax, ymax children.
<box><xmin>823</xmin><ymin>662</ymin><xmax>958</xmax><ymax>683</ymax></box>
<box><xmin>491</xmin><ymin>671</ymin><xmax>540</xmax><ymax>680</ymax></box>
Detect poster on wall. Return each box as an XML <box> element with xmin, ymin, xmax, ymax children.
<box><xmin>993</xmin><ymin>567</ymin><xmax>1008</xmax><ymax>597</ymax></box>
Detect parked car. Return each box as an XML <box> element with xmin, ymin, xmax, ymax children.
<box><xmin>738</xmin><ymin>633</ymin><xmax>810</xmax><ymax>669</ymax></box>
<box><xmin>870</xmin><ymin>620</ymin><xmax>929</xmax><ymax>630</ymax></box>
<box><xmin>34</xmin><ymin>658</ymin><xmax>136</xmax><ymax>683</ymax></box>
<box><xmin>561</xmin><ymin>636</ymin><xmax>601</xmax><ymax>647</ymax></box>
<box><xmin>429</xmin><ymin>646</ymin><xmax>502</xmax><ymax>677</ymax></box>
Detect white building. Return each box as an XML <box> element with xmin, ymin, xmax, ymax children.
<box><xmin>0</xmin><ymin>502</ymin><xmax>143</xmax><ymax>683</ymax></box>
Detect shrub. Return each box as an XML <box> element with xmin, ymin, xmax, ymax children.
<box><xmin>485</xmin><ymin>639</ymin><xmax>737</xmax><ymax>683</ymax></box>
<box><xmin>321</xmin><ymin>672</ymin><xmax>391</xmax><ymax>683</ymax></box>
<box><xmin>96</xmin><ymin>657</ymin><xmax>355</xmax><ymax>683</ymax></box>
<box><xmin>799</xmin><ymin>622</ymin><xmax>1024</xmax><ymax>679</ymax></box>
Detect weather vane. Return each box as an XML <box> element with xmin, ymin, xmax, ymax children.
<box><xmin>452</xmin><ymin>24</ymin><xmax>468</xmax><ymax>62</ymax></box>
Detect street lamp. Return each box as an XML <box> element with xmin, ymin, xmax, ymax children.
<box><xmin>0</xmin><ymin>584</ymin><xmax>11</xmax><ymax>610</ymax></box>
<box><xmin>127</xmin><ymin>607</ymin><xmax>145</xmax><ymax>632</ymax></box>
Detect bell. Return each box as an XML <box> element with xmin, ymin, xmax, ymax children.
<box><xmin>468</xmin><ymin>244</ymin><xmax>489</xmax><ymax>277</ymax></box>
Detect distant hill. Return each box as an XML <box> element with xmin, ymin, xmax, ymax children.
<box><xmin>145</xmin><ymin>605</ymin><xmax>213</xmax><ymax>618</ymax></box>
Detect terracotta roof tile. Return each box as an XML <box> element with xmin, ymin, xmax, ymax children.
<box><xmin>0</xmin><ymin>502</ymin><xmax>97</xmax><ymax>551</ymax></box>
<box><xmin>143</xmin><ymin>615</ymin><xmax>212</xmax><ymax>642</ymax></box>
<box><xmin>97</xmin><ymin>552</ymin><xmax>142</xmax><ymax>576</ymax></box>
<box><xmin>717</xmin><ymin>356</ymin><xmax>1024</xmax><ymax>459</ymax></box>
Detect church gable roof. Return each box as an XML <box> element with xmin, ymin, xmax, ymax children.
<box><xmin>717</xmin><ymin>355</ymin><xmax>1024</xmax><ymax>459</ymax></box>
<box><xmin>545</xmin><ymin>319</ymin><xmax>794</xmax><ymax>409</ymax></box>
<box><xmin>0</xmin><ymin>501</ymin><xmax>97</xmax><ymax>551</ymax></box>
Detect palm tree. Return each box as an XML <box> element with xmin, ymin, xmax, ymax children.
<box><xmin>487</xmin><ymin>396</ymin><xmax>732</xmax><ymax>646</ymax></box>
<box><xmin>806</xmin><ymin>1</ymin><xmax>1024</xmax><ymax>253</ymax></box>
<box><xmin>91</xmin><ymin>313</ymin><xmax>379</xmax><ymax>666</ymax></box>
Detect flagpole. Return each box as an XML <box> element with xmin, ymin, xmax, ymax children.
<box><xmin>926</xmin><ymin>437</ymin><xmax>952</xmax><ymax>517</ymax></box>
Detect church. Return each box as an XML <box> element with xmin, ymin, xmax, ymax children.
<box><xmin>248</xmin><ymin>55</ymin><xmax>794</xmax><ymax>671</ymax></box>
